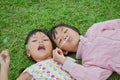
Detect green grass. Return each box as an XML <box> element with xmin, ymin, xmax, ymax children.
<box><xmin>0</xmin><ymin>0</ymin><xmax>120</xmax><ymax>80</ymax></box>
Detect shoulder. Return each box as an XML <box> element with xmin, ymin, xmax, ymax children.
<box><xmin>16</xmin><ymin>72</ymin><xmax>32</xmax><ymax>80</ymax></box>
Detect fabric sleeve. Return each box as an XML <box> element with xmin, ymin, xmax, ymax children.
<box><xmin>85</xmin><ymin>19</ymin><xmax>120</xmax><ymax>42</ymax></box>
<box><xmin>62</xmin><ymin>59</ymin><xmax>112</xmax><ymax>80</ymax></box>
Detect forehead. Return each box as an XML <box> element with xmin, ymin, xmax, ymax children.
<box><xmin>55</xmin><ymin>26</ymin><xmax>65</xmax><ymax>31</ymax></box>
<box><xmin>30</xmin><ymin>32</ymin><xmax>48</xmax><ymax>39</ymax></box>
<box><xmin>54</xmin><ymin>26</ymin><xmax>66</xmax><ymax>34</ymax></box>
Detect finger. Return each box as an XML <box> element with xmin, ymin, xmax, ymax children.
<box><xmin>57</xmin><ymin>48</ymin><xmax>64</xmax><ymax>55</ymax></box>
<box><xmin>4</xmin><ymin>49</ymin><xmax>9</xmax><ymax>56</ymax></box>
<box><xmin>52</xmin><ymin>50</ymin><xmax>57</xmax><ymax>61</ymax></box>
<box><xmin>63</xmin><ymin>50</ymin><xmax>68</xmax><ymax>55</ymax></box>
<box><xmin>0</xmin><ymin>50</ymin><xmax>5</xmax><ymax>56</ymax></box>
<box><xmin>1</xmin><ymin>52</ymin><xmax>8</xmax><ymax>58</ymax></box>
<box><xmin>0</xmin><ymin>50</ymin><xmax>9</xmax><ymax>61</ymax></box>
<box><xmin>53</xmin><ymin>48</ymin><xmax>60</xmax><ymax>55</ymax></box>
<box><xmin>1</xmin><ymin>50</ymin><xmax>7</xmax><ymax>55</ymax></box>
<box><xmin>1</xmin><ymin>50</ymin><xmax>6</xmax><ymax>57</ymax></box>
<box><xmin>52</xmin><ymin>50</ymin><xmax>58</xmax><ymax>58</ymax></box>
<box><xmin>0</xmin><ymin>50</ymin><xmax>5</xmax><ymax>60</ymax></box>
<box><xmin>54</xmin><ymin>47</ymin><xmax>59</xmax><ymax>50</ymax></box>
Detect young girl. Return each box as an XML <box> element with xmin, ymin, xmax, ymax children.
<box><xmin>49</xmin><ymin>19</ymin><xmax>120</xmax><ymax>80</ymax></box>
<box><xmin>0</xmin><ymin>29</ymin><xmax>75</xmax><ymax>80</ymax></box>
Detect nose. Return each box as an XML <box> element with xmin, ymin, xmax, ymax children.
<box><xmin>59</xmin><ymin>33</ymin><xmax>66</xmax><ymax>40</ymax></box>
<box><xmin>38</xmin><ymin>40</ymin><xmax>43</xmax><ymax>43</ymax></box>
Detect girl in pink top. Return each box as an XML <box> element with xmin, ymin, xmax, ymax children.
<box><xmin>49</xmin><ymin>19</ymin><xmax>120</xmax><ymax>80</ymax></box>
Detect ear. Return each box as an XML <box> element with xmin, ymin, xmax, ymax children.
<box><xmin>26</xmin><ymin>50</ymin><xmax>31</xmax><ymax>57</ymax></box>
<box><xmin>62</xmin><ymin>50</ymin><xmax>68</xmax><ymax>55</ymax></box>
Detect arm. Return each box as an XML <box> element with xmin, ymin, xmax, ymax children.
<box><xmin>16</xmin><ymin>72</ymin><xmax>33</xmax><ymax>80</ymax></box>
<box><xmin>53</xmin><ymin>48</ymin><xmax>112</xmax><ymax>80</ymax></box>
<box><xmin>63</xmin><ymin>59</ymin><xmax>112</xmax><ymax>80</ymax></box>
<box><xmin>85</xmin><ymin>19</ymin><xmax>120</xmax><ymax>42</ymax></box>
<box><xmin>0</xmin><ymin>65</ymin><xmax>9</xmax><ymax>80</ymax></box>
<box><xmin>0</xmin><ymin>49</ymin><xmax>10</xmax><ymax>80</ymax></box>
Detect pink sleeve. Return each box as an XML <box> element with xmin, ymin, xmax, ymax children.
<box><xmin>85</xmin><ymin>19</ymin><xmax>120</xmax><ymax>41</ymax></box>
<box><xmin>62</xmin><ymin>59</ymin><xmax>112</xmax><ymax>80</ymax></box>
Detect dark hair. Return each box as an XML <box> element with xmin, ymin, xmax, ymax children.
<box><xmin>25</xmin><ymin>29</ymin><xmax>55</xmax><ymax>49</ymax></box>
<box><xmin>25</xmin><ymin>29</ymin><xmax>48</xmax><ymax>45</ymax></box>
<box><xmin>49</xmin><ymin>23</ymin><xmax>80</xmax><ymax>47</ymax></box>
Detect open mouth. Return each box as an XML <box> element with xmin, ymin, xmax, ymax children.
<box><xmin>38</xmin><ymin>45</ymin><xmax>45</xmax><ymax>51</ymax></box>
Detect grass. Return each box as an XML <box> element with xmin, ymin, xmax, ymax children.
<box><xmin>0</xmin><ymin>0</ymin><xmax>120</xmax><ymax>80</ymax></box>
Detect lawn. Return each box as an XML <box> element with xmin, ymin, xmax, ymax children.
<box><xmin>0</xmin><ymin>0</ymin><xmax>120</xmax><ymax>80</ymax></box>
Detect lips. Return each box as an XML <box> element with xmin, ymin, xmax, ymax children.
<box><xmin>38</xmin><ymin>45</ymin><xmax>45</xmax><ymax>51</ymax></box>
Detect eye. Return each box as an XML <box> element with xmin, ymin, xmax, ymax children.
<box><xmin>64</xmin><ymin>29</ymin><xmax>68</xmax><ymax>33</ymax></box>
<box><xmin>32</xmin><ymin>40</ymin><xmax>37</xmax><ymax>42</ymax></box>
<box><xmin>59</xmin><ymin>38</ymin><xmax>62</xmax><ymax>44</ymax></box>
<box><xmin>43</xmin><ymin>39</ymin><xmax>49</xmax><ymax>41</ymax></box>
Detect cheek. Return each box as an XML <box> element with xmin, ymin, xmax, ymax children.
<box><xmin>54</xmin><ymin>41</ymin><xmax>60</xmax><ymax>47</ymax></box>
<box><xmin>57</xmin><ymin>43</ymin><xmax>60</xmax><ymax>47</ymax></box>
<box><xmin>46</xmin><ymin>43</ymin><xmax>53</xmax><ymax>50</ymax></box>
<box><xmin>62</xmin><ymin>45</ymin><xmax>69</xmax><ymax>50</ymax></box>
<box><xmin>29</xmin><ymin>45</ymin><xmax>37</xmax><ymax>51</ymax></box>
<box><xmin>62</xmin><ymin>43</ymin><xmax>72</xmax><ymax>51</ymax></box>
<box><xmin>45</xmin><ymin>43</ymin><xmax>53</xmax><ymax>53</ymax></box>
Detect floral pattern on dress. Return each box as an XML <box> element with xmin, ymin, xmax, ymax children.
<box><xmin>24</xmin><ymin>57</ymin><xmax>75</xmax><ymax>80</ymax></box>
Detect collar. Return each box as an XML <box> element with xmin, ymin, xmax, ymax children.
<box><xmin>76</xmin><ymin>35</ymin><xmax>89</xmax><ymax>59</ymax></box>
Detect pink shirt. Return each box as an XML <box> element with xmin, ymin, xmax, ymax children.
<box><xmin>62</xmin><ymin>19</ymin><xmax>120</xmax><ymax>80</ymax></box>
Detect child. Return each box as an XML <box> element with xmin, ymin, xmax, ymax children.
<box><xmin>0</xmin><ymin>49</ymin><xmax>10</xmax><ymax>80</ymax></box>
<box><xmin>49</xmin><ymin>19</ymin><xmax>120</xmax><ymax>80</ymax></box>
<box><xmin>0</xmin><ymin>29</ymin><xmax>75</xmax><ymax>80</ymax></box>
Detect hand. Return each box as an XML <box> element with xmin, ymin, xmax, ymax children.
<box><xmin>53</xmin><ymin>48</ymin><xmax>66</xmax><ymax>64</ymax></box>
<box><xmin>0</xmin><ymin>49</ymin><xmax>10</xmax><ymax>68</ymax></box>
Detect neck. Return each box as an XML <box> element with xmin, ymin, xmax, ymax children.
<box><xmin>74</xmin><ymin>38</ymin><xmax>80</xmax><ymax>52</ymax></box>
<box><xmin>36</xmin><ymin>56</ymin><xmax>52</xmax><ymax>62</ymax></box>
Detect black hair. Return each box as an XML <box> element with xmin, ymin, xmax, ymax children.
<box><xmin>25</xmin><ymin>29</ymin><xmax>56</xmax><ymax>49</ymax></box>
<box><xmin>25</xmin><ymin>29</ymin><xmax>48</xmax><ymax>45</ymax></box>
<box><xmin>49</xmin><ymin>23</ymin><xmax>81</xmax><ymax>48</ymax></box>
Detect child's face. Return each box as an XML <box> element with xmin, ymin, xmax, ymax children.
<box><xmin>27</xmin><ymin>32</ymin><xmax>53</xmax><ymax>62</ymax></box>
<box><xmin>53</xmin><ymin>26</ymin><xmax>80</xmax><ymax>52</ymax></box>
